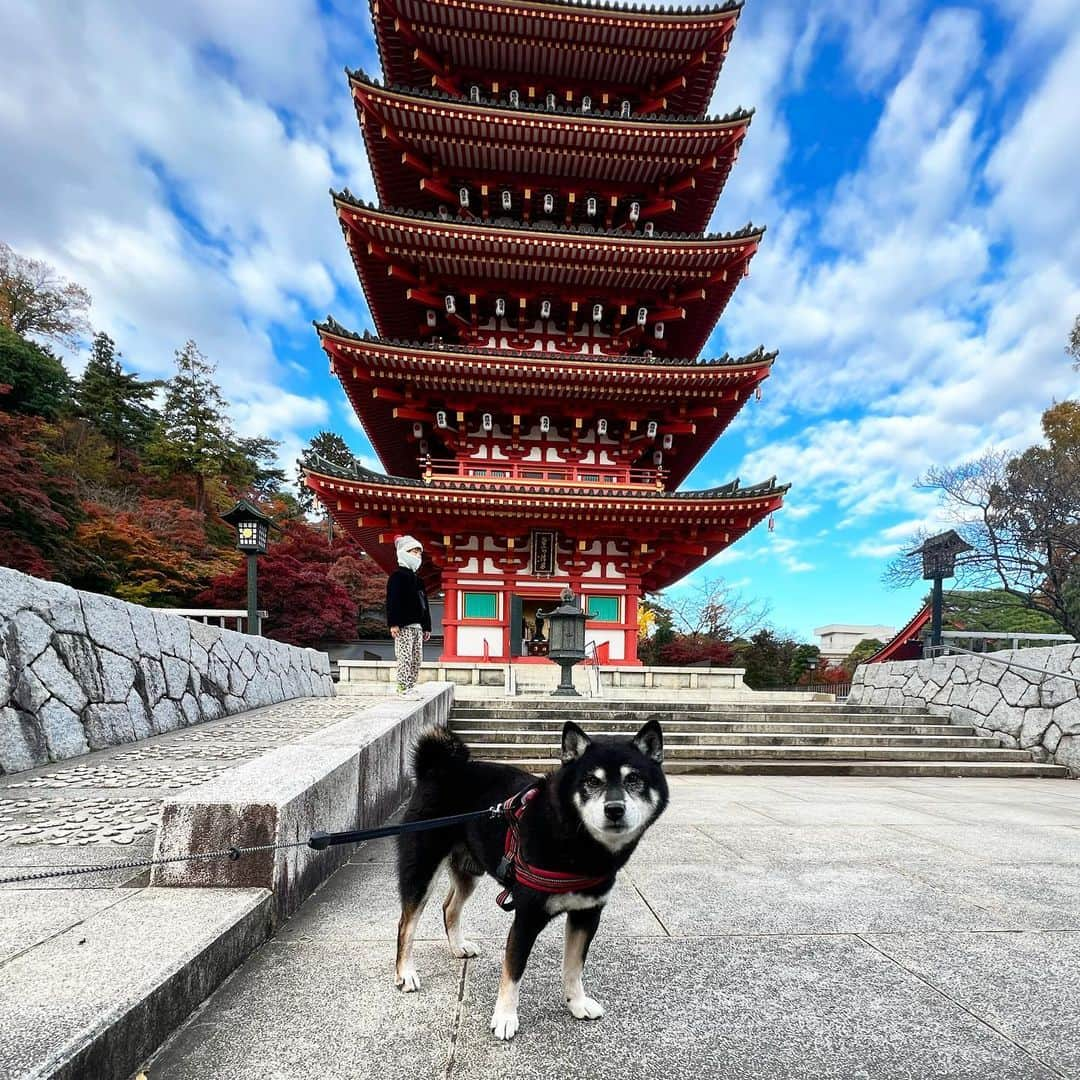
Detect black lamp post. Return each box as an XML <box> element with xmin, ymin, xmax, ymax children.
<box><xmin>908</xmin><ymin>530</ymin><xmax>972</xmax><ymax>651</ymax></box>
<box><xmin>222</xmin><ymin>499</ymin><xmax>274</xmax><ymax>636</ymax></box>
<box><xmin>537</xmin><ymin>588</ymin><xmax>589</xmax><ymax>696</ymax></box>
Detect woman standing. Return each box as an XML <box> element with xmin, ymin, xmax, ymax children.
<box><xmin>387</xmin><ymin>535</ymin><xmax>431</xmax><ymax>696</ymax></box>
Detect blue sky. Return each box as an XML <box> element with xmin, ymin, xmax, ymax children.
<box><xmin>1</xmin><ymin>0</ymin><xmax>1077</xmax><ymax>642</ymax></box>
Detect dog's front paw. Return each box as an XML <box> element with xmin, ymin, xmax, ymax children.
<box><xmin>451</xmin><ymin>939</ymin><xmax>481</xmax><ymax>958</ymax></box>
<box><xmin>490</xmin><ymin>1005</ymin><xmax>520</xmax><ymax>1041</ymax></box>
<box><xmin>395</xmin><ymin>967</ymin><xmax>421</xmax><ymax>992</ymax></box>
<box><xmin>567</xmin><ymin>995</ymin><xmax>605</xmax><ymax>1020</ymax></box>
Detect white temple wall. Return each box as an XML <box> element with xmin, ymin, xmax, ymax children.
<box><xmin>585</xmin><ymin>628</ymin><xmax>625</xmax><ymax>661</ymax></box>
<box><xmin>457</xmin><ymin>626</ymin><xmax>504</xmax><ymax>658</ymax></box>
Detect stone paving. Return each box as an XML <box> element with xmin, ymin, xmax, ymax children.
<box><xmin>146</xmin><ymin>774</ymin><xmax>1080</xmax><ymax>1080</ymax></box>
<box><xmin>0</xmin><ymin>697</ymin><xmax>373</xmax><ymax>866</ymax></box>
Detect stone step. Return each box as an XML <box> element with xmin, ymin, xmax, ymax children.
<box><xmin>447</xmin><ymin>699</ymin><xmax>928</xmax><ymax>717</ymax></box>
<box><xmin>491</xmin><ymin>759</ymin><xmax>1070</xmax><ymax>778</ymax></box>
<box><xmin>0</xmin><ymin>887</ymin><xmax>271</xmax><ymax>1080</ymax></box>
<box><xmin>456</xmin><ymin>741</ymin><xmax>1038</xmax><ymax>762</ymax></box>
<box><xmin>451</xmin><ymin>709</ymin><xmax>935</xmax><ymax>725</ymax></box>
<box><xmin>450</xmin><ymin>719</ymin><xmax>960</xmax><ymax>735</ymax></box>
<box><xmin>450</xmin><ymin>729</ymin><xmax>996</xmax><ymax>749</ymax></box>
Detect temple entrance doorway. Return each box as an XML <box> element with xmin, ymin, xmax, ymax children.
<box><xmin>509</xmin><ymin>594</ymin><xmax>557</xmax><ymax>658</ymax></box>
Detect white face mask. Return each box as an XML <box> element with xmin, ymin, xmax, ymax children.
<box><xmin>400</xmin><ymin>551</ymin><xmax>422</xmax><ymax>572</ymax></box>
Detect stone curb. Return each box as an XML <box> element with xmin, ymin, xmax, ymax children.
<box><xmin>150</xmin><ymin>684</ymin><xmax>453</xmax><ymax>921</ymax></box>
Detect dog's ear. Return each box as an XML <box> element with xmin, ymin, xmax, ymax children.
<box><xmin>632</xmin><ymin>719</ymin><xmax>663</xmax><ymax>763</ymax></box>
<box><xmin>561</xmin><ymin>721</ymin><xmax>591</xmax><ymax>763</ymax></box>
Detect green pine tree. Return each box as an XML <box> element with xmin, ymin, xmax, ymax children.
<box><xmin>148</xmin><ymin>340</ymin><xmax>236</xmax><ymax>513</ymax></box>
<box><xmin>76</xmin><ymin>332</ymin><xmax>160</xmax><ymax>461</ymax></box>
<box><xmin>0</xmin><ymin>324</ymin><xmax>72</xmax><ymax>417</ymax></box>
<box><xmin>297</xmin><ymin>430</ymin><xmax>354</xmax><ymax>513</ymax></box>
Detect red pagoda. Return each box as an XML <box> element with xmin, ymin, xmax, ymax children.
<box><xmin>304</xmin><ymin>0</ymin><xmax>788</xmax><ymax>665</ymax></box>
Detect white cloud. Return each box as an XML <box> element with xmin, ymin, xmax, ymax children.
<box><xmin>718</xmin><ymin>2</ymin><xmax>1079</xmax><ymax>563</ymax></box>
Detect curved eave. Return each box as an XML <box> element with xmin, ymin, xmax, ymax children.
<box><xmin>371</xmin><ymin>0</ymin><xmax>741</xmax><ymax>118</ymax></box>
<box><xmin>866</xmin><ymin>605</ymin><xmax>932</xmax><ymax>664</ymax></box>
<box><xmin>317</xmin><ymin>323</ymin><xmax>774</xmax><ymax>483</ymax></box>
<box><xmin>302</xmin><ymin>459</ymin><xmax>786</xmax><ymax>511</ymax></box>
<box><xmin>317</xmin><ymin>323</ymin><xmax>776</xmax><ymax>377</ymax></box>
<box><xmin>303</xmin><ymin>459</ymin><xmax>785</xmax><ymax>591</ymax></box>
<box><xmin>351</xmin><ymin>77</ymin><xmax>750</xmax><ymax>233</ymax></box>
<box><xmin>334</xmin><ymin>199</ymin><xmax>763</xmax><ymax>359</ymax></box>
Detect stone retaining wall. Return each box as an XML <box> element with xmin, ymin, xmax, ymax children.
<box><xmin>0</xmin><ymin>566</ymin><xmax>334</xmax><ymax>775</ymax></box>
<box><xmin>849</xmin><ymin>643</ymin><xmax>1080</xmax><ymax>774</ymax></box>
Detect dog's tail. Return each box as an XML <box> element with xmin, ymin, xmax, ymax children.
<box><xmin>412</xmin><ymin>725</ymin><xmax>470</xmax><ymax>782</ymax></box>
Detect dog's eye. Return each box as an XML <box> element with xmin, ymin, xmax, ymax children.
<box><xmin>583</xmin><ymin>775</ymin><xmax>604</xmax><ymax>793</ymax></box>
<box><xmin>624</xmin><ymin>772</ymin><xmax>644</xmax><ymax>791</ymax></box>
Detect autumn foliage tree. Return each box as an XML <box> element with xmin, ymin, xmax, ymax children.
<box><xmin>196</xmin><ymin>521</ymin><xmax>369</xmax><ymax>647</ymax></box>
<box><xmin>73</xmin><ymin>498</ymin><xmax>237</xmax><ymax>606</ymax></box>
<box><xmin>0</xmin><ymin>390</ymin><xmax>81</xmax><ymax>577</ymax></box>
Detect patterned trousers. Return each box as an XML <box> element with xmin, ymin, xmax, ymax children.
<box><xmin>395</xmin><ymin>624</ymin><xmax>424</xmax><ymax>690</ymax></box>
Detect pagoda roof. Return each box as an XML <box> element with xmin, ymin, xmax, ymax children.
<box><xmin>318</xmin><ymin>319</ymin><xmax>774</xmax><ymax>370</ymax></box>
<box><xmin>372</xmin><ymin>0</ymin><xmax>741</xmax><ymax>118</ymax></box>
<box><xmin>350</xmin><ymin>75</ymin><xmax>751</xmax><ymax>233</ymax></box>
<box><xmin>316</xmin><ymin>320</ymin><xmax>775</xmax><ymax>484</ymax></box>
<box><xmin>334</xmin><ymin>195</ymin><xmax>763</xmax><ymax>359</ymax></box>
<box><xmin>302</xmin><ymin>450</ymin><xmax>786</xmax><ymax>591</ymax></box>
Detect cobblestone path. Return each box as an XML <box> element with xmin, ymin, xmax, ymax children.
<box><xmin>0</xmin><ymin>696</ymin><xmax>373</xmax><ymax>884</ymax></box>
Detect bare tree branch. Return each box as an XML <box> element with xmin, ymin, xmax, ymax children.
<box><xmin>659</xmin><ymin>574</ymin><xmax>771</xmax><ymax>638</ymax></box>
<box><xmin>0</xmin><ymin>242</ymin><xmax>92</xmax><ymax>347</ymax></box>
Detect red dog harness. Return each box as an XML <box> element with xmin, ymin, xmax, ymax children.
<box><xmin>494</xmin><ymin>786</ymin><xmax>613</xmax><ymax>911</ymax></box>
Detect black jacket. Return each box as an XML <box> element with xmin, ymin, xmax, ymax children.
<box><xmin>386</xmin><ymin>567</ymin><xmax>431</xmax><ymax>631</ymax></box>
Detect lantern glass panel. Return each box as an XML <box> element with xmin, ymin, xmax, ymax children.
<box><xmin>238</xmin><ymin>522</ymin><xmax>257</xmax><ymax>549</ymax></box>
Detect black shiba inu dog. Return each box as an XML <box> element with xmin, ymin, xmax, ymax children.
<box><xmin>395</xmin><ymin>719</ymin><xmax>668</xmax><ymax>1040</ymax></box>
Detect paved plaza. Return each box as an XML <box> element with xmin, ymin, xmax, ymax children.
<box><xmin>145</xmin><ymin>773</ymin><xmax>1080</xmax><ymax>1080</ymax></box>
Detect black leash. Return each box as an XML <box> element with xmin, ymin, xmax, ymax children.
<box><xmin>0</xmin><ymin>805</ymin><xmax>505</xmax><ymax>887</ymax></box>
<box><xmin>308</xmin><ymin>805</ymin><xmax>503</xmax><ymax>850</ymax></box>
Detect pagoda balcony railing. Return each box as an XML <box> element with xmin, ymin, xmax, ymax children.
<box><xmin>421</xmin><ymin>456</ymin><xmax>664</xmax><ymax>491</ymax></box>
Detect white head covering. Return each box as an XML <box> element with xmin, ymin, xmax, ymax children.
<box><xmin>395</xmin><ymin>534</ymin><xmax>423</xmax><ymax>570</ymax></box>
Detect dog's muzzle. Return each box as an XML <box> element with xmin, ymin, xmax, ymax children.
<box><xmin>604</xmin><ymin>801</ymin><xmax>626</xmax><ymax>824</ymax></box>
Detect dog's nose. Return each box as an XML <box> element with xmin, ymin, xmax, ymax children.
<box><xmin>604</xmin><ymin>801</ymin><xmax>626</xmax><ymax>823</ymax></box>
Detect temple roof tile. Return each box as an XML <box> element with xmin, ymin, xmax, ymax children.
<box><xmin>316</xmin><ymin>318</ymin><xmax>776</xmax><ymax>370</ymax></box>
<box><xmin>302</xmin><ymin>451</ymin><xmax>788</xmax><ymax>502</ymax></box>
<box><xmin>347</xmin><ymin>69</ymin><xmax>753</xmax><ymax>127</ymax></box>
<box><xmin>332</xmin><ymin>189</ymin><xmax>762</xmax><ymax>245</ymax></box>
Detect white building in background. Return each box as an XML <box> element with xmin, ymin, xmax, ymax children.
<box><xmin>814</xmin><ymin>624</ymin><xmax>896</xmax><ymax>664</ymax></box>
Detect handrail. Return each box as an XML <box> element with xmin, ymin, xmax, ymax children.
<box><xmin>584</xmin><ymin>641</ymin><xmax>602</xmax><ymax>698</ymax></box>
<box><xmin>150</xmin><ymin>607</ymin><xmax>268</xmax><ymax>633</ymax></box>
<box><xmin>939</xmin><ymin>630</ymin><xmax>1074</xmax><ymax>648</ymax></box>
<box><xmin>926</xmin><ymin>643</ymin><xmax>1080</xmax><ymax>686</ymax></box>
<box><xmin>420</xmin><ymin>456</ymin><xmax>664</xmax><ymax>490</ymax></box>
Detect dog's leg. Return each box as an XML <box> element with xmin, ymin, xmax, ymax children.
<box><xmin>563</xmin><ymin>907</ymin><xmax>604</xmax><ymax>1020</ymax></box>
<box><xmin>395</xmin><ymin>867</ymin><xmax>440</xmax><ymax>992</ymax></box>
<box><xmin>490</xmin><ymin>908</ymin><xmax>549</xmax><ymax>1041</ymax></box>
<box><xmin>442</xmin><ymin>859</ymin><xmax>481</xmax><ymax>959</ymax></box>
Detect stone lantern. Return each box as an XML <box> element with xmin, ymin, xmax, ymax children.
<box><xmin>222</xmin><ymin>500</ymin><xmax>274</xmax><ymax>635</ymax></box>
<box><xmin>538</xmin><ymin>588</ymin><xmax>589</xmax><ymax>696</ymax></box>
<box><xmin>908</xmin><ymin>529</ymin><xmax>972</xmax><ymax>651</ymax></box>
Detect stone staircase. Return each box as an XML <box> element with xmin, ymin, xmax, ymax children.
<box><xmin>448</xmin><ymin>698</ymin><xmax>1070</xmax><ymax>777</ymax></box>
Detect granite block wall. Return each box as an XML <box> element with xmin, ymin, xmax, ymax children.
<box><xmin>0</xmin><ymin>566</ymin><xmax>334</xmax><ymax>775</ymax></box>
<box><xmin>849</xmin><ymin>643</ymin><xmax>1080</xmax><ymax>774</ymax></box>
